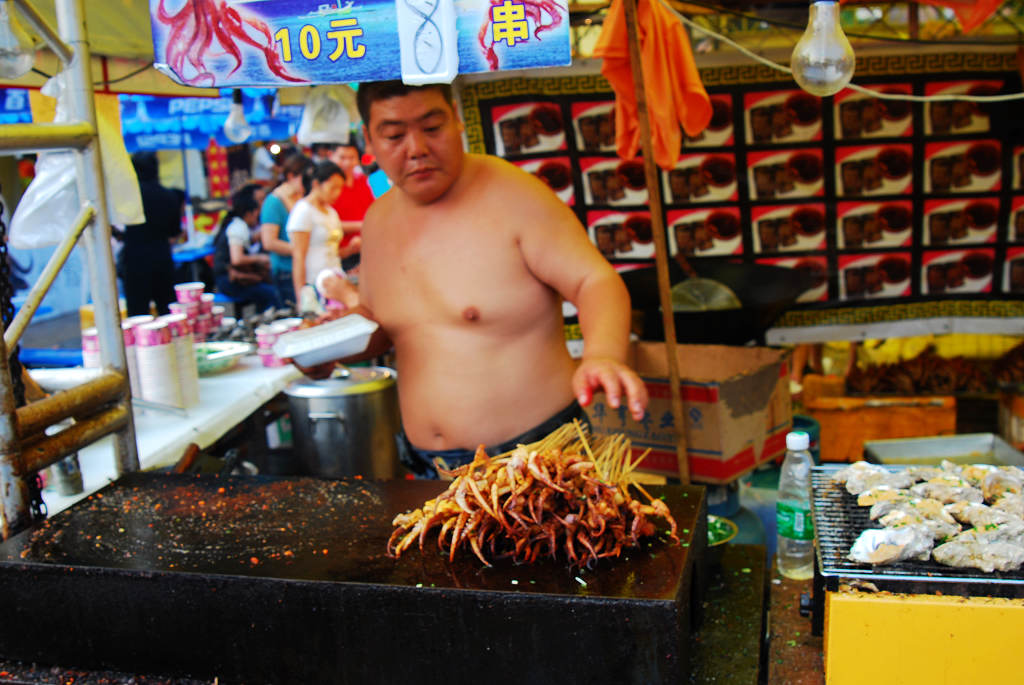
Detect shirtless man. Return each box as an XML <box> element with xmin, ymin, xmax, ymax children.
<box><xmin>330</xmin><ymin>81</ymin><xmax>646</xmax><ymax>476</ymax></box>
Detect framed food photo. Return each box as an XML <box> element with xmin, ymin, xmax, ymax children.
<box><xmin>512</xmin><ymin>157</ymin><xmax>574</xmax><ymax>205</ymax></box>
<box><xmin>586</xmin><ymin>210</ymin><xmax>656</xmax><ymax>261</ymax></box>
<box><xmin>491</xmin><ymin>101</ymin><xmax>567</xmax><ymax>158</ymax></box>
<box><xmin>921</xmin><ymin>248</ymin><xmax>996</xmax><ymax>295</ymax></box>
<box><xmin>666</xmin><ymin>207</ymin><xmax>742</xmax><ymax>258</ymax></box>
<box><xmin>924</xmin><ymin>140</ymin><xmax>1002</xmax><ymax>194</ymax></box>
<box><xmin>756</xmin><ymin>256</ymin><xmax>828</xmax><ymax>303</ymax></box>
<box><xmin>834</xmin><ymin>143</ymin><xmax>913</xmax><ymax>198</ymax></box>
<box><xmin>1014</xmin><ymin>146</ymin><xmax>1023</xmax><ymax>190</ymax></box>
<box><xmin>579</xmin><ymin>156</ymin><xmax>648</xmax><ymax>206</ymax></box>
<box><xmin>747</xmin><ymin>148</ymin><xmax>824</xmax><ymax>201</ymax></box>
<box><xmin>744</xmin><ymin>89</ymin><xmax>823</xmax><ymax>144</ymax></box>
<box><xmin>683</xmin><ymin>94</ymin><xmax>735</xmax><ymax>148</ymax></box>
<box><xmin>833</xmin><ymin>84</ymin><xmax>914</xmax><ymax>140</ymax></box>
<box><xmin>751</xmin><ymin>203</ymin><xmax>827</xmax><ymax>254</ymax></box>
<box><xmin>922</xmin><ymin>197</ymin><xmax>999</xmax><ymax>246</ymax></box>
<box><xmin>835</xmin><ymin>200</ymin><xmax>913</xmax><ymax>250</ymax></box>
<box><xmin>1006</xmin><ymin>247</ymin><xmax>1024</xmax><ymax>294</ymax></box>
<box><xmin>838</xmin><ymin>253</ymin><xmax>912</xmax><ymax>301</ymax></box>
<box><xmin>663</xmin><ymin>152</ymin><xmax>738</xmax><ymax>205</ymax></box>
<box><xmin>924</xmin><ymin>79</ymin><xmax>1003</xmax><ymax>136</ymax></box>
<box><xmin>570</xmin><ymin>101</ymin><xmax>615</xmax><ymax>153</ymax></box>
<box><xmin>1011</xmin><ymin>196</ymin><xmax>1024</xmax><ymax>243</ymax></box>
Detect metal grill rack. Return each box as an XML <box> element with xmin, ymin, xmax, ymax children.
<box><xmin>0</xmin><ymin>0</ymin><xmax>137</xmax><ymax>539</ymax></box>
<box><xmin>811</xmin><ymin>465</ymin><xmax>1024</xmax><ymax>597</ymax></box>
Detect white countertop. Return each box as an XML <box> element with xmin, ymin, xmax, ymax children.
<box><xmin>41</xmin><ymin>357</ymin><xmax>302</xmax><ymax>515</ymax></box>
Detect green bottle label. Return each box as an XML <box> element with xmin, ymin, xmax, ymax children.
<box><xmin>776</xmin><ymin>500</ymin><xmax>814</xmax><ymax>540</ymax></box>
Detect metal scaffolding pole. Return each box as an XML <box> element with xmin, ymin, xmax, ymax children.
<box><xmin>0</xmin><ymin>0</ymin><xmax>139</xmax><ymax>538</ymax></box>
<box><xmin>54</xmin><ymin>0</ymin><xmax>138</xmax><ymax>475</ymax></box>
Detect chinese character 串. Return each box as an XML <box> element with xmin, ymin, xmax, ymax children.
<box><xmin>591</xmin><ymin>402</ymin><xmax>606</xmax><ymax>421</ymax></box>
<box><xmin>491</xmin><ymin>0</ymin><xmax>528</xmax><ymax>48</ymax></box>
<box><xmin>638</xmin><ymin>410</ymin><xmax>652</xmax><ymax>432</ymax></box>
<box><xmin>327</xmin><ymin>18</ymin><xmax>365</xmax><ymax>60</ymax></box>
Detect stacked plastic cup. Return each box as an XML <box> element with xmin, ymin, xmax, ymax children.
<box><xmin>122</xmin><ymin>315</ymin><xmax>155</xmax><ymax>397</ymax></box>
<box><xmin>81</xmin><ymin>327</ymin><xmax>101</xmax><ymax>368</ymax></box>
<box><xmin>255</xmin><ymin>322</ymin><xmax>289</xmax><ymax>367</ymax></box>
<box><xmin>174</xmin><ymin>282</ymin><xmax>205</xmax><ymax>304</ymax></box>
<box><xmin>135</xmin><ymin>321</ymin><xmax>183</xmax><ymax>407</ymax></box>
<box><xmin>159</xmin><ymin>313</ymin><xmax>200</xmax><ymax>408</ymax></box>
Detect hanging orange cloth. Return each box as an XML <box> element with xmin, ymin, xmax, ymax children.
<box><xmin>840</xmin><ymin>0</ymin><xmax>1002</xmax><ymax>34</ymax></box>
<box><xmin>593</xmin><ymin>0</ymin><xmax>712</xmax><ymax>171</ymax></box>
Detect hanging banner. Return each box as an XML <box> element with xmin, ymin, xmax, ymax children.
<box><xmin>120</xmin><ymin>89</ymin><xmax>303</xmax><ymax>150</ymax></box>
<box><xmin>0</xmin><ymin>88</ymin><xmax>31</xmax><ymax>124</ymax></box>
<box><xmin>149</xmin><ymin>0</ymin><xmax>571</xmax><ymax>87</ymax></box>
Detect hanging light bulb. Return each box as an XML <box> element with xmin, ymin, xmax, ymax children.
<box><xmin>223</xmin><ymin>89</ymin><xmax>252</xmax><ymax>144</ymax></box>
<box><xmin>790</xmin><ymin>1</ymin><xmax>855</xmax><ymax>97</ymax></box>
<box><xmin>0</xmin><ymin>1</ymin><xmax>35</xmax><ymax>80</ymax></box>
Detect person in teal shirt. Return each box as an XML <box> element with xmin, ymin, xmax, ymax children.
<box><xmin>259</xmin><ymin>152</ymin><xmax>312</xmax><ymax>306</ymax></box>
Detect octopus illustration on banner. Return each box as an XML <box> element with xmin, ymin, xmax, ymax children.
<box><xmin>150</xmin><ymin>0</ymin><xmax>570</xmax><ymax>87</ymax></box>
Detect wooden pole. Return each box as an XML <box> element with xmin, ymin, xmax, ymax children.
<box><xmin>621</xmin><ymin>0</ymin><xmax>690</xmax><ymax>484</ymax></box>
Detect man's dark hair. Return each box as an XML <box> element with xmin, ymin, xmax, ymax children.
<box><xmin>132</xmin><ymin>151</ymin><xmax>159</xmax><ymax>182</ymax></box>
<box><xmin>311</xmin><ymin>142</ymin><xmax>338</xmax><ymax>157</ymax></box>
<box><xmin>356</xmin><ymin>80</ymin><xmax>454</xmax><ymax>128</ymax></box>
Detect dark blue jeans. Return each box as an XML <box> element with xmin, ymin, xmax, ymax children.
<box><xmin>396</xmin><ymin>399</ymin><xmax>590</xmax><ymax>478</ymax></box>
<box><xmin>215</xmin><ymin>275</ymin><xmax>282</xmax><ymax>313</ymax></box>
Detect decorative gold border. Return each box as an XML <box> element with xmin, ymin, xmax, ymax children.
<box><xmin>773</xmin><ymin>300</ymin><xmax>1024</xmax><ymax>329</ymax></box>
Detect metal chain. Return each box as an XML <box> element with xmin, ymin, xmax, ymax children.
<box><xmin>0</xmin><ymin>186</ymin><xmax>45</xmax><ymax>521</ymax></box>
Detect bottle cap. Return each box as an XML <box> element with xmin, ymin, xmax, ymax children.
<box><xmin>787</xmin><ymin>431</ymin><xmax>810</xmax><ymax>451</ymax></box>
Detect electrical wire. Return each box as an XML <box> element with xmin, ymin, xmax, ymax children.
<box><xmin>657</xmin><ymin>0</ymin><xmax>1024</xmax><ymax>102</ymax></box>
<box><xmin>29</xmin><ymin>61</ymin><xmax>154</xmax><ymax>87</ymax></box>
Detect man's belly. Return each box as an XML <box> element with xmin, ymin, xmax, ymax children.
<box><xmin>395</xmin><ymin>343</ymin><xmax>577</xmax><ymax>450</ymax></box>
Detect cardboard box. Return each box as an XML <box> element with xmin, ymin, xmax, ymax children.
<box><xmin>584</xmin><ymin>343</ymin><xmax>792</xmax><ymax>484</ymax></box>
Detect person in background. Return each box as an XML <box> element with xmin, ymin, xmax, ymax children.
<box><xmin>251</xmin><ymin>141</ymin><xmax>278</xmax><ymax>183</ymax></box>
<box><xmin>297</xmin><ymin>81</ymin><xmax>647</xmax><ymax>478</ymax></box>
<box><xmin>122</xmin><ymin>152</ymin><xmax>182</xmax><ymax>316</ymax></box>
<box><xmin>213</xmin><ymin>186</ymin><xmax>281</xmax><ymax>312</ymax></box>
<box><xmin>329</xmin><ymin>141</ymin><xmax>376</xmax><ymax>271</ymax></box>
<box><xmin>285</xmin><ymin>161</ymin><xmax>359</xmax><ymax>309</ymax></box>
<box><xmin>309</xmin><ymin>142</ymin><xmax>335</xmax><ymax>166</ymax></box>
<box><xmin>259</xmin><ymin>153</ymin><xmax>313</xmax><ymax>306</ymax></box>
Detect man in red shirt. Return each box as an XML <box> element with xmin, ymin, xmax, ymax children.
<box><xmin>329</xmin><ymin>142</ymin><xmax>375</xmax><ymax>270</ymax></box>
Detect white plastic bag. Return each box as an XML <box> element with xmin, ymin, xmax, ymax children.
<box><xmin>10</xmin><ymin>74</ymin><xmax>145</xmax><ymax>249</ymax></box>
<box><xmin>296</xmin><ymin>85</ymin><xmax>359</xmax><ymax>145</ymax></box>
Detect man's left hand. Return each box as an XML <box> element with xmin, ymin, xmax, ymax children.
<box><xmin>572</xmin><ymin>358</ymin><xmax>648</xmax><ymax>421</ymax></box>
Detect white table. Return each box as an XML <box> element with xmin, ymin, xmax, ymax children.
<box><xmin>41</xmin><ymin>357</ymin><xmax>302</xmax><ymax>515</ymax></box>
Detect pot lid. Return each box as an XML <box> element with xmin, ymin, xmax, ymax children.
<box><xmin>285</xmin><ymin>367</ymin><xmax>396</xmax><ymax>398</ymax></box>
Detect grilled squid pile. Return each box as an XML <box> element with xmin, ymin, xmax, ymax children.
<box><xmin>387</xmin><ymin>422</ymin><xmax>679</xmax><ymax>568</ymax></box>
<box><xmin>836</xmin><ymin>461</ymin><xmax>1024</xmax><ymax>573</ymax></box>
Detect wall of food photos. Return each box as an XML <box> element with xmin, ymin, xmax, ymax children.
<box><xmin>459</xmin><ymin>52</ymin><xmax>1024</xmax><ymax>329</ymax></box>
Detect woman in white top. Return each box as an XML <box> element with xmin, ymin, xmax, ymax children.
<box><xmin>285</xmin><ymin>161</ymin><xmax>360</xmax><ymax>307</ymax></box>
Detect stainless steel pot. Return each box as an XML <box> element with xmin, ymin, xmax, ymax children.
<box><xmin>284</xmin><ymin>367</ymin><xmax>402</xmax><ymax>478</ymax></box>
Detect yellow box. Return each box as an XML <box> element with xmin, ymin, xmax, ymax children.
<box><xmin>825</xmin><ymin>590</ymin><xmax>1024</xmax><ymax>684</ymax></box>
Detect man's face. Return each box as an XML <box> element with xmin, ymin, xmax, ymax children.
<box><xmin>329</xmin><ymin>145</ymin><xmax>360</xmax><ymax>177</ymax></box>
<box><xmin>364</xmin><ymin>89</ymin><xmax>464</xmax><ymax>204</ymax></box>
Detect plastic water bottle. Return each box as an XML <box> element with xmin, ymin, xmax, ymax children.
<box><xmin>776</xmin><ymin>430</ymin><xmax>815</xmax><ymax>580</ymax></box>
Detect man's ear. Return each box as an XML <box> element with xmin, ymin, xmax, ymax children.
<box><xmin>362</xmin><ymin>124</ymin><xmax>374</xmax><ymax>156</ymax></box>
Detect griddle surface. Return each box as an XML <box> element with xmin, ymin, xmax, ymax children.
<box><xmin>2</xmin><ymin>472</ymin><xmax>699</xmax><ymax>600</ymax></box>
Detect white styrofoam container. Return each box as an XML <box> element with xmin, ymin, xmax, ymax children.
<box><xmin>272</xmin><ymin>314</ymin><xmax>379</xmax><ymax>367</ymax></box>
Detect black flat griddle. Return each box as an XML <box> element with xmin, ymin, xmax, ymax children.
<box><xmin>621</xmin><ymin>259</ymin><xmax>813</xmax><ymax>345</ymax></box>
<box><xmin>0</xmin><ymin>472</ymin><xmax>706</xmax><ymax>685</ymax></box>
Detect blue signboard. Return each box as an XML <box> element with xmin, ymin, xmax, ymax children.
<box><xmin>120</xmin><ymin>89</ymin><xmax>303</xmax><ymax>150</ymax></box>
<box><xmin>150</xmin><ymin>0</ymin><xmax>570</xmax><ymax>87</ymax></box>
<box><xmin>0</xmin><ymin>88</ymin><xmax>31</xmax><ymax>124</ymax></box>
